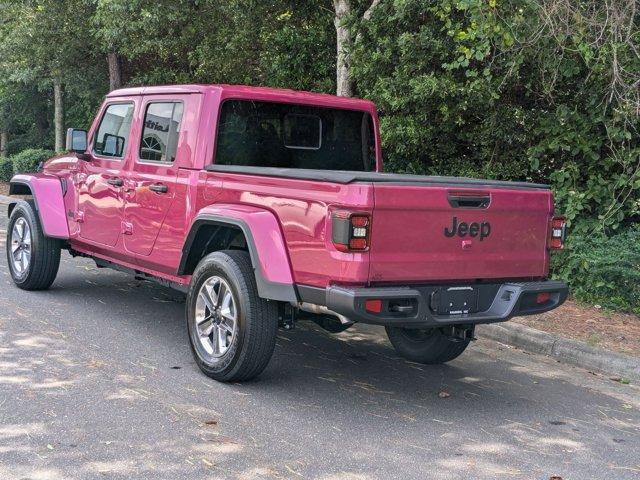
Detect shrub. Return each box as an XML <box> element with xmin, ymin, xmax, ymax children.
<box><xmin>11</xmin><ymin>148</ymin><xmax>54</xmax><ymax>174</ymax></box>
<box><xmin>552</xmin><ymin>224</ymin><xmax>640</xmax><ymax>314</ymax></box>
<box><xmin>6</xmin><ymin>134</ymin><xmax>50</xmax><ymax>156</ymax></box>
<box><xmin>0</xmin><ymin>158</ymin><xmax>14</xmax><ymax>182</ymax></box>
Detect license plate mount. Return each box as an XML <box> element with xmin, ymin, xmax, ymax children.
<box><xmin>435</xmin><ymin>287</ymin><xmax>478</xmax><ymax>315</ymax></box>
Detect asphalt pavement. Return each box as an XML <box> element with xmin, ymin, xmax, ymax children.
<box><xmin>0</xmin><ymin>200</ymin><xmax>638</xmax><ymax>480</ymax></box>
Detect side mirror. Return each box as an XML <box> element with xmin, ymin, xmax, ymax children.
<box><xmin>101</xmin><ymin>133</ymin><xmax>125</xmax><ymax>157</ymax></box>
<box><xmin>66</xmin><ymin>128</ymin><xmax>88</xmax><ymax>154</ymax></box>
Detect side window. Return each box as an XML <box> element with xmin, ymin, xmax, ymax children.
<box><xmin>93</xmin><ymin>103</ymin><xmax>135</xmax><ymax>158</ymax></box>
<box><xmin>139</xmin><ymin>102</ymin><xmax>184</xmax><ymax>163</ymax></box>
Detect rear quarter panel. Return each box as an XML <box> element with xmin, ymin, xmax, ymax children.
<box><xmin>188</xmin><ymin>203</ymin><xmax>294</xmax><ymax>286</ymax></box>
<box><xmin>200</xmin><ymin>171</ymin><xmax>374</xmax><ymax>288</ymax></box>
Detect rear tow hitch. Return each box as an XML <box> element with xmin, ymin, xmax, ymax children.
<box><xmin>444</xmin><ymin>325</ymin><xmax>476</xmax><ymax>343</ymax></box>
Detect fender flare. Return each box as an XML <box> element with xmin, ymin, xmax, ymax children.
<box><xmin>8</xmin><ymin>174</ymin><xmax>69</xmax><ymax>239</ymax></box>
<box><xmin>179</xmin><ymin>205</ymin><xmax>298</xmax><ymax>303</ymax></box>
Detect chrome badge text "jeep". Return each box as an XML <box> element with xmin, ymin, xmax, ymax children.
<box><xmin>444</xmin><ymin>217</ymin><xmax>491</xmax><ymax>241</ymax></box>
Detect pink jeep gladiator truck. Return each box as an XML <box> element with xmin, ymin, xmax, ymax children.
<box><xmin>5</xmin><ymin>84</ymin><xmax>568</xmax><ymax>381</ymax></box>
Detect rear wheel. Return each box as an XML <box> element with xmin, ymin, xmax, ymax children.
<box><xmin>385</xmin><ymin>326</ymin><xmax>470</xmax><ymax>364</ymax></box>
<box><xmin>186</xmin><ymin>250</ymin><xmax>278</xmax><ymax>382</ymax></box>
<box><xmin>6</xmin><ymin>201</ymin><xmax>61</xmax><ymax>290</ymax></box>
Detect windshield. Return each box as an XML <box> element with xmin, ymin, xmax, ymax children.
<box><xmin>214</xmin><ymin>100</ymin><xmax>376</xmax><ymax>171</ymax></box>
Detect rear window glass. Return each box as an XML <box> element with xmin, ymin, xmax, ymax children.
<box><xmin>214</xmin><ymin>100</ymin><xmax>376</xmax><ymax>171</ymax></box>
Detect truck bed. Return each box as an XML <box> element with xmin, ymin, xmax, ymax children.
<box><xmin>206</xmin><ymin>163</ymin><xmax>554</xmax><ymax>285</ymax></box>
<box><xmin>206</xmin><ymin>165</ymin><xmax>549</xmax><ymax>190</ymax></box>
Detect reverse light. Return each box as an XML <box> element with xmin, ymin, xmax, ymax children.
<box><xmin>332</xmin><ymin>211</ymin><xmax>371</xmax><ymax>252</ymax></box>
<box><xmin>549</xmin><ymin>216</ymin><xmax>566</xmax><ymax>250</ymax></box>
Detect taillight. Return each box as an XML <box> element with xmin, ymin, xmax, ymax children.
<box><xmin>332</xmin><ymin>211</ymin><xmax>371</xmax><ymax>252</ymax></box>
<box><xmin>549</xmin><ymin>216</ymin><xmax>566</xmax><ymax>250</ymax></box>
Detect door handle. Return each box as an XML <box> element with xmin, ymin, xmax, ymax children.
<box><xmin>149</xmin><ymin>183</ymin><xmax>168</xmax><ymax>193</ymax></box>
<box><xmin>107</xmin><ymin>177</ymin><xmax>123</xmax><ymax>187</ymax></box>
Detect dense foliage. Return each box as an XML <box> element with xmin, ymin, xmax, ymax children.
<box><xmin>11</xmin><ymin>148</ymin><xmax>54</xmax><ymax>174</ymax></box>
<box><xmin>351</xmin><ymin>0</ymin><xmax>639</xmax><ymax>234</ymax></box>
<box><xmin>0</xmin><ymin>0</ymin><xmax>637</xmax><ymax>310</ymax></box>
<box><xmin>0</xmin><ymin>158</ymin><xmax>13</xmax><ymax>182</ymax></box>
<box><xmin>552</xmin><ymin>225</ymin><xmax>640</xmax><ymax>314</ymax></box>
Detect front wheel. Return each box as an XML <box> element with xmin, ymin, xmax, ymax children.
<box><xmin>385</xmin><ymin>326</ymin><xmax>470</xmax><ymax>364</ymax></box>
<box><xmin>186</xmin><ymin>250</ymin><xmax>278</xmax><ymax>382</ymax></box>
<box><xmin>6</xmin><ymin>201</ymin><xmax>61</xmax><ymax>290</ymax></box>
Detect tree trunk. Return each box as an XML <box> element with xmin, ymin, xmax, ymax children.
<box><xmin>356</xmin><ymin>0</ymin><xmax>381</xmax><ymax>43</ymax></box>
<box><xmin>333</xmin><ymin>0</ymin><xmax>382</xmax><ymax>97</ymax></box>
<box><xmin>107</xmin><ymin>52</ymin><xmax>122</xmax><ymax>91</ymax></box>
<box><xmin>53</xmin><ymin>78</ymin><xmax>64</xmax><ymax>152</ymax></box>
<box><xmin>334</xmin><ymin>0</ymin><xmax>354</xmax><ymax>97</ymax></box>
<box><xmin>0</xmin><ymin>132</ymin><xmax>7</xmax><ymax>157</ymax></box>
<box><xmin>35</xmin><ymin>112</ymin><xmax>49</xmax><ymax>139</ymax></box>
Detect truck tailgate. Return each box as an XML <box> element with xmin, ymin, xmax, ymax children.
<box><xmin>369</xmin><ymin>184</ymin><xmax>553</xmax><ymax>283</ymax></box>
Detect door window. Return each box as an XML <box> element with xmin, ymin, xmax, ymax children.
<box><xmin>139</xmin><ymin>102</ymin><xmax>184</xmax><ymax>163</ymax></box>
<box><xmin>93</xmin><ymin>103</ymin><xmax>135</xmax><ymax>158</ymax></box>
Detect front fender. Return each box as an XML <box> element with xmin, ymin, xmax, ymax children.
<box><xmin>181</xmin><ymin>204</ymin><xmax>297</xmax><ymax>302</ymax></box>
<box><xmin>9</xmin><ymin>173</ymin><xmax>69</xmax><ymax>239</ymax></box>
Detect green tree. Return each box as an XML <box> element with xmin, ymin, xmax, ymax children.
<box><xmin>0</xmin><ymin>0</ymin><xmax>105</xmax><ymax>150</ymax></box>
<box><xmin>351</xmin><ymin>0</ymin><xmax>639</xmax><ymax>232</ymax></box>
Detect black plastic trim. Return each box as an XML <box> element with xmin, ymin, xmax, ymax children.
<box><xmin>8</xmin><ymin>181</ymin><xmax>32</xmax><ymax>196</ymax></box>
<box><xmin>94</xmin><ymin>257</ymin><xmax>189</xmax><ymax>293</ymax></box>
<box><xmin>178</xmin><ymin>214</ymin><xmax>298</xmax><ymax>303</ymax></box>
<box><xmin>297</xmin><ymin>285</ymin><xmax>327</xmax><ymax>305</ymax></box>
<box><xmin>206</xmin><ymin>165</ymin><xmax>549</xmax><ymax>190</ymax></box>
<box><xmin>448</xmin><ymin>193</ymin><xmax>490</xmax><ymax>209</ymax></box>
<box><xmin>303</xmin><ymin>280</ymin><xmax>568</xmax><ymax>328</ymax></box>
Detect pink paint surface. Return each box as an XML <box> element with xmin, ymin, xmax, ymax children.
<box><xmin>11</xmin><ymin>173</ymin><xmax>69</xmax><ymax>239</ymax></box>
<box><xmin>192</xmin><ymin>203</ymin><xmax>294</xmax><ymax>285</ymax></box>
<box><xmin>11</xmin><ymin>84</ymin><xmax>554</xmax><ymax>295</ymax></box>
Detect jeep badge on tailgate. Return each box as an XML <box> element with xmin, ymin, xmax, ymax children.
<box><xmin>444</xmin><ymin>216</ymin><xmax>491</xmax><ymax>241</ymax></box>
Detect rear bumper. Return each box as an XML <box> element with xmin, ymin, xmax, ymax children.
<box><xmin>298</xmin><ymin>280</ymin><xmax>568</xmax><ymax>328</ymax></box>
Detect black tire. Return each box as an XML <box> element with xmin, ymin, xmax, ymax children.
<box><xmin>6</xmin><ymin>200</ymin><xmax>61</xmax><ymax>291</ymax></box>
<box><xmin>385</xmin><ymin>326</ymin><xmax>470</xmax><ymax>364</ymax></box>
<box><xmin>186</xmin><ymin>250</ymin><xmax>278</xmax><ymax>382</ymax></box>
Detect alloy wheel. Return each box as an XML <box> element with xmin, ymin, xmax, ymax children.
<box><xmin>10</xmin><ymin>217</ymin><xmax>31</xmax><ymax>276</ymax></box>
<box><xmin>194</xmin><ymin>276</ymin><xmax>238</xmax><ymax>358</ymax></box>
